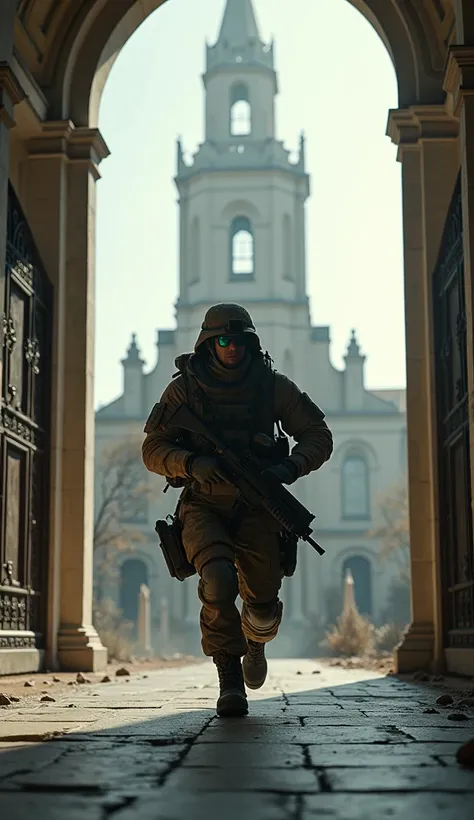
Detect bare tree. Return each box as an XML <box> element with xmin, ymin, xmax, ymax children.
<box><xmin>93</xmin><ymin>439</ymin><xmax>150</xmax><ymax>594</ymax></box>
<box><xmin>369</xmin><ymin>478</ymin><xmax>410</xmax><ymax>583</ymax></box>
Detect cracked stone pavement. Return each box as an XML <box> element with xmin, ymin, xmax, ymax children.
<box><xmin>1</xmin><ymin>659</ymin><xmax>474</xmax><ymax>819</ymax></box>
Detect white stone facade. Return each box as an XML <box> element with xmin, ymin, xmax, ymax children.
<box><xmin>95</xmin><ymin>0</ymin><xmax>407</xmax><ymax>656</ymax></box>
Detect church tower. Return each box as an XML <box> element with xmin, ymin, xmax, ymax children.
<box><xmin>174</xmin><ymin>0</ymin><xmax>311</xmax><ymax>368</ymax></box>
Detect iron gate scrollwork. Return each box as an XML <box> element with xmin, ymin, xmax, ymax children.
<box><xmin>433</xmin><ymin>172</ymin><xmax>474</xmax><ymax>649</ymax></box>
<box><xmin>0</xmin><ymin>184</ymin><xmax>52</xmax><ymax>651</ymax></box>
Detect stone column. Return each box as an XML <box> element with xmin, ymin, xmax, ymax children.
<box><xmin>26</xmin><ymin>122</ymin><xmax>109</xmax><ymax>671</ymax></box>
<box><xmin>445</xmin><ymin>18</ymin><xmax>474</xmax><ymax>675</ymax></box>
<box><xmin>387</xmin><ymin>107</ymin><xmax>459</xmax><ymax>672</ymax></box>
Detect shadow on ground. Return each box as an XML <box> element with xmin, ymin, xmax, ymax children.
<box><xmin>0</xmin><ymin>659</ymin><xmax>474</xmax><ymax>819</ymax></box>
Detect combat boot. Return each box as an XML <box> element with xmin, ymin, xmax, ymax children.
<box><xmin>213</xmin><ymin>650</ymin><xmax>248</xmax><ymax>717</ymax></box>
<box><xmin>242</xmin><ymin>639</ymin><xmax>267</xmax><ymax>690</ymax></box>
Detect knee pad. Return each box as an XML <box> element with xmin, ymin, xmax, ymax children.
<box><xmin>244</xmin><ymin>600</ymin><xmax>283</xmax><ymax>629</ymax></box>
<box><xmin>200</xmin><ymin>558</ymin><xmax>238</xmax><ymax>606</ymax></box>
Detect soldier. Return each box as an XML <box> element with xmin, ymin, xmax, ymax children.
<box><xmin>142</xmin><ymin>304</ymin><xmax>333</xmax><ymax>717</ymax></box>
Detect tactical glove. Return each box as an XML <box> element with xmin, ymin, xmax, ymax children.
<box><xmin>187</xmin><ymin>455</ymin><xmax>228</xmax><ymax>485</ymax></box>
<box><xmin>262</xmin><ymin>460</ymin><xmax>299</xmax><ymax>486</ymax></box>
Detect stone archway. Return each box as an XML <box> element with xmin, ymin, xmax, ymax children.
<box><xmin>3</xmin><ymin>0</ymin><xmax>472</xmax><ymax>675</ymax></box>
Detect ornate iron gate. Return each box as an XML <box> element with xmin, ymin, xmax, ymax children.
<box><xmin>433</xmin><ymin>172</ymin><xmax>474</xmax><ymax>650</ymax></box>
<box><xmin>0</xmin><ymin>184</ymin><xmax>52</xmax><ymax>653</ymax></box>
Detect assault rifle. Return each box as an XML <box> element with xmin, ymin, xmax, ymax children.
<box><xmin>161</xmin><ymin>402</ymin><xmax>325</xmax><ymax>557</ymax></box>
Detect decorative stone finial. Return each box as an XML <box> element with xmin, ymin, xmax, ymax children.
<box><xmin>344</xmin><ymin>329</ymin><xmax>365</xmax><ymax>360</ymax></box>
<box><xmin>122</xmin><ymin>333</ymin><xmax>144</xmax><ymax>367</ymax></box>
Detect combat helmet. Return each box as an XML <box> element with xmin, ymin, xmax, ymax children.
<box><xmin>194</xmin><ymin>303</ymin><xmax>259</xmax><ymax>351</ymax></box>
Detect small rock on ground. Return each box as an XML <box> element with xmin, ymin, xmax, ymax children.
<box><xmin>457</xmin><ymin>738</ymin><xmax>474</xmax><ymax>768</ymax></box>
<box><xmin>436</xmin><ymin>694</ymin><xmax>454</xmax><ymax>706</ymax></box>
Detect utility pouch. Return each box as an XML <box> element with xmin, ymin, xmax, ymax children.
<box><xmin>154</xmin><ymin>515</ymin><xmax>196</xmax><ymax>582</ymax></box>
<box><xmin>279</xmin><ymin>530</ymin><xmax>298</xmax><ymax>577</ymax></box>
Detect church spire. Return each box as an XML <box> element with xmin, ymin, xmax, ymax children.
<box><xmin>206</xmin><ymin>0</ymin><xmax>274</xmax><ymax>74</ymax></box>
<box><xmin>217</xmin><ymin>0</ymin><xmax>260</xmax><ymax>47</ymax></box>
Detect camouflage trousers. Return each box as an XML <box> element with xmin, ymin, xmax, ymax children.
<box><xmin>179</xmin><ymin>491</ymin><xmax>284</xmax><ymax>657</ymax></box>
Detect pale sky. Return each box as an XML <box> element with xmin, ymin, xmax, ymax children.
<box><xmin>95</xmin><ymin>0</ymin><xmax>405</xmax><ymax>410</ymax></box>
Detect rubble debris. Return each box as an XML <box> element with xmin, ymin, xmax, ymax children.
<box><xmin>116</xmin><ymin>667</ymin><xmax>131</xmax><ymax>677</ymax></box>
<box><xmin>423</xmin><ymin>708</ymin><xmax>439</xmax><ymax>714</ymax></box>
<box><xmin>24</xmin><ymin>680</ymin><xmax>35</xmax><ymax>688</ymax></box>
<box><xmin>101</xmin><ymin>675</ymin><xmax>112</xmax><ymax>683</ymax></box>
<box><xmin>448</xmin><ymin>712</ymin><xmax>470</xmax><ymax>721</ymax></box>
<box><xmin>436</xmin><ymin>694</ymin><xmax>454</xmax><ymax>706</ymax></box>
<box><xmin>412</xmin><ymin>670</ymin><xmax>430</xmax><ymax>681</ymax></box>
<box><xmin>40</xmin><ymin>695</ymin><xmax>56</xmax><ymax>703</ymax></box>
<box><xmin>457</xmin><ymin>738</ymin><xmax>474</xmax><ymax>768</ymax></box>
<box><xmin>76</xmin><ymin>672</ymin><xmax>91</xmax><ymax>684</ymax></box>
<box><xmin>0</xmin><ymin>693</ymin><xmax>12</xmax><ymax>706</ymax></box>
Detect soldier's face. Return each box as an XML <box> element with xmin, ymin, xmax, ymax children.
<box><xmin>214</xmin><ymin>335</ymin><xmax>247</xmax><ymax>368</ymax></box>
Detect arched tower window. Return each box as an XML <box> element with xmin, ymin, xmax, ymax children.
<box><xmin>230</xmin><ymin>216</ymin><xmax>254</xmax><ymax>278</ymax></box>
<box><xmin>283</xmin><ymin>214</ymin><xmax>293</xmax><ymax>280</ymax></box>
<box><xmin>230</xmin><ymin>83</ymin><xmax>251</xmax><ymax>136</ymax></box>
<box><xmin>341</xmin><ymin>454</ymin><xmax>370</xmax><ymax>519</ymax></box>
<box><xmin>342</xmin><ymin>556</ymin><xmax>372</xmax><ymax>616</ymax></box>
<box><xmin>190</xmin><ymin>216</ymin><xmax>200</xmax><ymax>284</ymax></box>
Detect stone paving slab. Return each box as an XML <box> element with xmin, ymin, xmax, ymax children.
<box><xmin>116</xmin><ymin>792</ymin><xmax>296</xmax><ymax>820</ymax></box>
<box><xmin>198</xmin><ymin>723</ymin><xmax>411</xmax><ymax>744</ymax></box>
<box><xmin>0</xmin><ymin>794</ymin><xmax>106</xmax><ymax>820</ymax></box>
<box><xmin>301</xmin><ymin>793</ymin><xmax>474</xmax><ymax>819</ymax></box>
<box><xmin>329</xmin><ymin>700</ymin><xmax>431</xmax><ymax>710</ymax></box>
<box><xmin>398</xmin><ymin>726</ymin><xmax>474</xmax><ymax>742</ymax></box>
<box><xmin>162</xmin><ymin>765</ymin><xmax>320</xmax><ymax>793</ymax></box>
<box><xmin>306</xmin><ymin>743</ymin><xmax>462</xmax><ymax>766</ymax></box>
<box><xmin>303</xmin><ymin>714</ymin><xmax>473</xmax><ymax>727</ymax></box>
<box><xmin>0</xmin><ymin>722</ymin><xmax>83</xmax><ymax>741</ymax></box>
<box><xmin>183</xmin><ymin>741</ymin><xmax>306</xmax><ymax>768</ymax></box>
<box><xmin>323</xmin><ymin>766</ymin><xmax>474</xmax><ymax>792</ymax></box>
<box><xmin>0</xmin><ymin>742</ymin><xmax>66</xmax><ymax>779</ymax></box>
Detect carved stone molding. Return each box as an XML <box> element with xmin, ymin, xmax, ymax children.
<box><xmin>28</xmin><ymin>120</ymin><xmax>110</xmax><ymax>180</ymax></box>
<box><xmin>0</xmin><ymin>62</ymin><xmax>25</xmax><ymax>129</ymax></box>
<box><xmin>387</xmin><ymin>105</ymin><xmax>459</xmax><ymax>160</ymax></box>
<box><xmin>444</xmin><ymin>45</ymin><xmax>474</xmax><ymax>116</ymax></box>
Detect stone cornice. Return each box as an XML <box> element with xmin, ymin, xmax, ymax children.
<box><xmin>387</xmin><ymin>105</ymin><xmax>459</xmax><ymax>160</ymax></box>
<box><xmin>0</xmin><ymin>62</ymin><xmax>26</xmax><ymax>129</ymax></box>
<box><xmin>28</xmin><ymin>120</ymin><xmax>110</xmax><ymax>179</ymax></box>
<box><xmin>444</xmin><ymin>45</ymin><xmax>474</xmax><ymax>116</ymax></box>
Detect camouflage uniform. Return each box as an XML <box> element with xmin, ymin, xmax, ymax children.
<box><xmin>142</xmin><ymin>304</ymin><xmax>333</xmax><ymax>662</ymax></box>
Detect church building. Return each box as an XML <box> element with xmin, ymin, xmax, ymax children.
<box><xmin>95</xmin><ymin>0</ymin><xmax>407</xmax><ymax>656</ymax></box>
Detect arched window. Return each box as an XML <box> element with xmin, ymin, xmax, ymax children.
<box><xmin>283</xmin><ymin>214</ymin><xmax>293</xmax><ymax>280</ymax></box>
<box><xmin>119</xmin><ymin>559</ymin><xmax>149</xmax><ymax>635</ymax></box>
<box><xmin>230</xmin><ymin>83</ymin><xmax>251</xmax><ymax>136</ymax></box>
<box><xmin>342</xmin><ymin>555</ymin><xmax>372</xmax><ymax>616</ymax></box>
<box><xmin>190</xmin><ymin>216</ymin><xmax>200</xmax><ymax>284</ymax></box>
<box><xmin>230</xmin><ymin>216</ymin><xmax>254</xmax><ymax>278</ymax></box>
<box><xmin>342</xmin><ymin>454</ymin><xmax>370</xmax><ymax>519</ymax></box>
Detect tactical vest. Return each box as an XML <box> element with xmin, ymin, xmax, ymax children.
<box><xmin>175</xmin><ymin>355</ymin><xmax>289</xmax><ymax>465</ymax></box>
